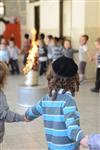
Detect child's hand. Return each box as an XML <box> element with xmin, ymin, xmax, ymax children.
<box><xmin>24</xmin><ymin>116</ymin><xmax>30</xmax><ymax>122</ymax></box>
<box><xmin>80</xmin><ymin>136</ymin><xmax>89</xmax><ymax>148</ymax></box>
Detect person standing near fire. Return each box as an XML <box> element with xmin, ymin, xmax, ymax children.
<box><xmin>38</xmin><ymin>33</ymin><xmax>48</xmax><ymax>76</ymax></box>
<box><xmin>22</xmin><ymin>33</ymin><xmax>31</xmax><ymax>65</ymax></box>
<box><xmin>8</xmin><ymin>38</ymin><xmax>20</xmax><ymax>75</ymax></box>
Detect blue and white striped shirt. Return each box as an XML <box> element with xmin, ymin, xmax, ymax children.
<box><xmin>25</xmin><ymin>90</ymin><xmax>84</xmax><ymax>150</ymax></box>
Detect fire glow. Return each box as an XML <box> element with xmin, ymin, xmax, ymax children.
<box><xmin>23</xmin><ymin>29</ymin><xmax>38</xmax><ymax>75</ymax></box>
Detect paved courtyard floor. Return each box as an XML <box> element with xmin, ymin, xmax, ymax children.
<box><xmin>2</xmin><ymin>75</ymin><xmax>100</xmax><ymax>150</ymax></box>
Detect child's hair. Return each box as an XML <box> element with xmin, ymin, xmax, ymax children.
<box><xmin>96</xmin><ymin>37</ymin><xmax>100</xmax><ymax>44</ymax></box>
<box><xmin>9</xmin><ymin>38</ymin><xmax>15</xmax><ymax>44</ymax></box>
<box><xmin>53</xmin><ymin>37</ymin><xmax>59</xmax><ymax>46</ymax></box>
<box><xmin>64</xmin><ymin>39</ymin><xmax>72</xmax><ymax>48</ymax></box>
<box><xmin>0</xmin><ymin>61</ymin><xmax>8</xmax><ymax>89</ymax></box>
<box><xmin>46</xmin><ymin>64</ymin><xmax>79</xmax><ymax>100</ymax></box>
<box><xmin>39</xmin><ymin>33</ymin><xmax>45</xmax><ymax>40</ymax></box>
<box><xmin>24</xmin><ymin>33</ymin><xmax>29</xmax><ymax>39</ymax></box>
<box><xmin>82</xmin><ymin>34</ymin><xmax>89</xmax><ymax>41</ymax></box>
<box><xmin>47</xmin><ymin>35</ymin><xmax>53</xmax><ymax>40</ymax></box>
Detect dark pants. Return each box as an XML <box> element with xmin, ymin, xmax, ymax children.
<box><xmin>79</xmin><ymin>61</ymin><xmax>87</xmax><ymax>74</ymax></box>
<box><xmin>95</xmin><ymin>68</ymin><xmax>100</xmax><ymax>90</ymax></box>
<box><xmin>23</xmin><ymin>53</ymin><xmax>29</xmax><ymax>65</ymax></box>
<box><xmin>39</xmin><ymin>61</ymin><xmax>47</xmax><ymax>76</ymax></box>
<box><xmin>10</xmin><ymin>59</ymin><xmax>20</xmax><ymax>74</ymax></box>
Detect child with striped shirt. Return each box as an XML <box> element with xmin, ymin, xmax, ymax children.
<box><xmin>25</xmin><ymin>56</ymin><xmax>87</xmax><ymax>150</ymax></box>
<box><xmin>52</xmin><ymin>37</ymin><xmax>63</xmax><ymax>61</ymax></box>
<box><xmin>91</xmin><ymin>37</ymin><xmax>100</xmax><ymax>92</ymax></box>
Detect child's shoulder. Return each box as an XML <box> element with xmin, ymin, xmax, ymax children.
<box><xmin>41</xmin><ymin>94</ymin><xmax>51</xmax><ymax>101</ymax></box>
<box><xmin>41</xmin><ymin>92</ymin><xmax>76</xmax><ymax>105</ymax></box>
<box><xmin>59</xmin><ymin>92</ymin><xmax>76</xmax><ymax>106</ymax></box>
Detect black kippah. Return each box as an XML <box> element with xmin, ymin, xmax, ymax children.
<box><xmin>52</xmin><ymin>56</ymin><xmax>78</xmax><ymax>77</ymax></box>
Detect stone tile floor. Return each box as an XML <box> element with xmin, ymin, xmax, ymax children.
<box><xmin>2</xmin><ymin>75</ymin><xmax>100</xmax><ymax>150</ymax></box>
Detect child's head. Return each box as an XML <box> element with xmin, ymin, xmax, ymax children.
<box><xmin>95</xmin><ymin>37</ymin><xmax>100</xmax><ymax>50</ymax></box>
<box><xmin>64</xmin><ymin>39</ymin><xmax>72</xmax><ymax>49</ymax></box>
<box><xmin>59</xmin><ymin>36</ymin><xmax>64</xmax><ymax>46</ymax></box>
<box><xmin>46</xmin><ymin>56</ymin><xmax>79</xmax><ymax>100</ymax></box>
<box><xmin>38</xmin><ymin>33</ymin><xmax>45</xmax><ymax>41</ymax></box>
<box><xmin>0</xmin><ymin>61</ymin><xmax>8</xmax><ymax>89</ymax></box>
<box><xmin>38</xmin><ymin>33</ymin><xmax>45</xmax><ymax>46</ymax></box>
<box><xmin>46</xmin><ymin>35</ymin><xmax>53</xmax><ymax>45</ymax></box>
<box><xmin>24</xmin><ymin>33</ymin><xmax>29</xmax><ymax>39</ymax></box>
<box><xmin>1</xmin><ymin>38</ymin><xmax>7</xmax><ymax>46</ymax></box>
<box><xmin>9</xmin><ymin>38</ymin><xmax>15</xmax><ymax>47</ymax></box>
<box><xmin>53</xmin><ymin>37</ymin><xmax>59</xmax><ymax>46</ymax></box>
<box><xmin>80</xmin><ymin>34</ymin><xmax>89</xmax><ymax>45</ymax></box>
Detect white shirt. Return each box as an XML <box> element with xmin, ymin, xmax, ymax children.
<box><xmin>8</xmin><ymin>46</ymin><xmax>19</xmax><ymax>60</ymax></box>
<box><xmin>79</xmin><ymin>45</ymin><xmax>87</xmax><ymax>61</ymax></box>
<box><xmin>0</xmin><ymin>44</ymin><xmax>9</xmax><ymax>63</ymax></box>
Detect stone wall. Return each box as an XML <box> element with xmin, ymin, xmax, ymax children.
<box><xmin>4</xmin><ymin>0</ymin><xmax>26</xmax><ymax>25</ymax></box>
<box><xmin>3</xmin><ymin>0</ymin><xmax>27</xmax><ymax>47</ymax></box>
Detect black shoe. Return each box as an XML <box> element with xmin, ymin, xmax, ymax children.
<box><xmin>91</xmin><ymin>88</ymin><xmax>99</xmax><ymax>93</ymax></box>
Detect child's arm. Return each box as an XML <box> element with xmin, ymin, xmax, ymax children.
<box><xmin>63</xmin><ymin>99</ymin><xmax>84</xmax><ymax>144</ymax></box>
<box><xmin>80</xmin><ymin>136</ymin><xmax>89</xmax><ymax>147</ymax></box>
<box><xmin>25</xmin><ymin>100</ymin><xmax>43</xmax><ymax>121</ymax></box>
<box><xmin>86</xmin><ymin>51</ymin><xmax>92</xmax><ymax>62</ymax></box>
<box><xmin>0</xmin><ymin>93</ymin><xmax>24</xmax><ymax>122</ymax></box>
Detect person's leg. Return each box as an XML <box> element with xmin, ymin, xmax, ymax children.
<box><xmin>82</xmin><ymin>61</ymin><xmax>86</xmax><ymax>80</ymax></box>
<box><xmin>91</xmin><ymin>68</ymin><xmax>100</xmax><ymax>92</ymax></box>
<box><xmin>39</xmin><ymin>62</ymin><xmax>43</xmax><ymax>76</ymax></box>
<box><xmin>43</xmin><ymin>61</ymin><xmax>47</xmax><ymax>74</ymax></box>
<box><xmin>10</xmin><ymin>59</ymin><xmax>15</xmax><ymax>74</ymax></box>
<box><xmin>79</xmin><ymin>61</ymin><xmax>87</xmax><ymax>81</ymax></box>
<box><xmin>23</xmin><ymin>53</ymin><xmax>28</xmax><ymax>65</ymax></box>
<box><xmin>79</xmin><ymin>61</ymin><xmax>84</xmax><ymax>81</ymax></box>
<box><xmin>13</xmin><ymin>60</ymin><xmax>20</xmax><ymax>74</ymax></box>
<box><xmin>95</xmin><ymin>68</ymin><xmax>100</xmax><ymax>90</ymax></box>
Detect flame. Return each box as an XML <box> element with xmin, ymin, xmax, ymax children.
<box><xmin>23</xmin><ymin>29</ymin><xmax>38</xmax><ymax>75</ymax></box>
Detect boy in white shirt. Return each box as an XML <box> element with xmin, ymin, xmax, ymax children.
<box><xmin>8</xmin><ymin>38</ymin><xmax>20</xmax><ymax>75</ymax></box>
<box><xmin>79</xmin><ymin>34</ymin><xmax>89</xmax><ymax>82</ymax></box>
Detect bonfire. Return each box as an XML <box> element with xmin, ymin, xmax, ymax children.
<box><xmin>23</xmin><ymin>29</ymin><xmax>39</xmax><ymax>86</ymax></box>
